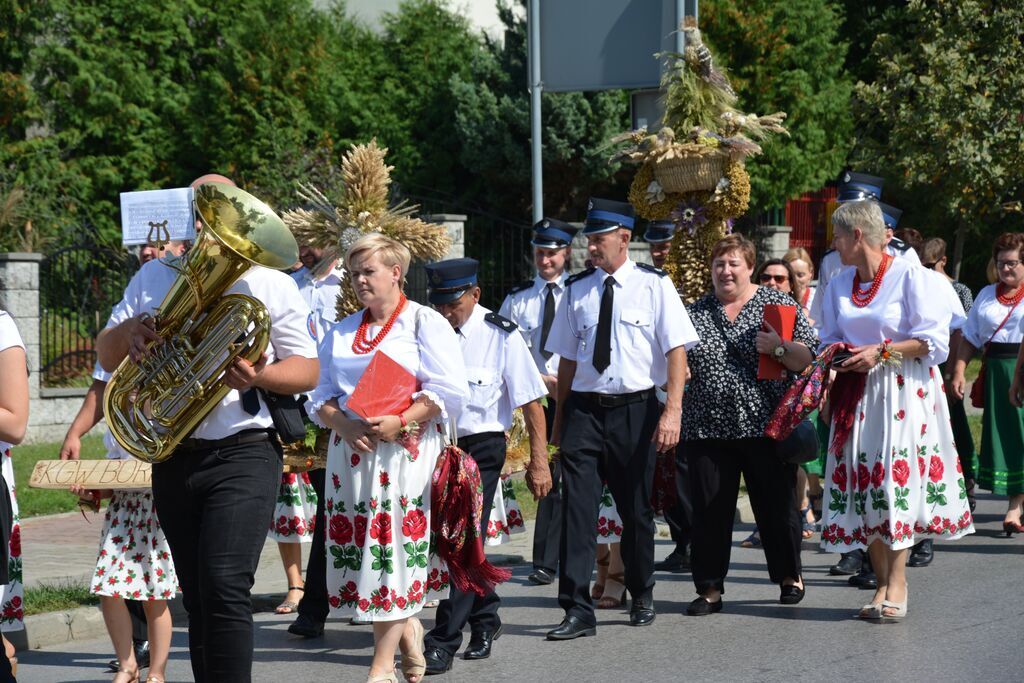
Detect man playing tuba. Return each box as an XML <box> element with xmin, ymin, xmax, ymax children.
<box><xmin>96</xmin><ymin>175</ymin><xmax>319</xmax><ymax>682</ymax></box>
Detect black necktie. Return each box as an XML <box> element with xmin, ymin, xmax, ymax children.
<box><xmin>241</xmin><ymin>388</ymin><xmax>261</xmax><ymax>416</ymax></box>
<box><xmin>540</xmin><ymin>282</ymin><xmax>556</xmax><ymax>360</ymax></box>
<box><xmin>593</xmin><ymin>276</ymin><xmax>615</xmax><ymax>373</ymax></box>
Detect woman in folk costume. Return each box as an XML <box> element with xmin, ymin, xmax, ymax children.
<box><xmin>267</xmin><ymin>469</ymin><xmax>317</xmax><ymax>614</ymax></box>
<box><xmin>818</xmin><ymin>201</ymin><xmax>973</xmax><ymax>621</ymax></box>
<box><xmin>952</xmin><ymin>232</ymin><xmax>1024</xmax><ymax>535</ymax></box>
<box><xmin>307</xmin><ymin>234</ymin><xmax>468</xmax><ymax>683</ymax></box>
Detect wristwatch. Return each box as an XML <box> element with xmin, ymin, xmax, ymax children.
<box><xmin>772</xmin><ymin>343</ymin><xmax>787</xmax><ymax>360</ymax></box>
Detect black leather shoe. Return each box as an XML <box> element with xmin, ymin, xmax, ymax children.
<box><xmin>829</xmin><ymin>550</ymin><xmax>863</xmax><ymax>576</ymax></box>
<box><xmin>546</xmin><ymin>616</ymin><xmax>597</xmax><ymax>640</ymax></box>
<box><xmin>779</xmin><ymin>584</ymin><xmax>806</xmax><ymax>605</ymax></box>
<box><xmin>528</xmin><ymin>567</ymin><xmax>555</xmax><ymax>585</ymax></box>
<box><xmin>287</xmin><ymin>613</ymin><xmax>325</xmax><ymax>638</ymax></box>
<box><xmin>629</xmin><ymin>596</ymin><xmax>656</xmax><ymax>626</ymax></box>
<box><xmin>907</xmin><ymin>539</ymin><xmax>934</xmax><ymax>567</ymax></box>
<box><xmin>108</xmin><ymin>640</ymin><xmax>150</xmax><ymax>672</ymax></box>
<box><xmin>464</xmin><ymin>624</ymin><xmax>502</xmax><ymax>660</ymax></box>
<box><xmin>424</xmin><ymin>647</ymin><xmax>454</xmax><ymax>675</ymax></box>
<box><xmin>654</xmin><ymin>548</ymin><xmax>691</xmax><ymax>572</ymax></box>
<box><xmin>686</xmin><ymin>596</ymin><xmax>723</xmax><ymax>616</ymax></box>
<box><xmin>848</xmin><ymin>569</ymin><xmax>878</xmax><ymax>589</ymax></box>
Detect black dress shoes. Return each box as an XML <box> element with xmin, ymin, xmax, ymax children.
<box><xmin>546</xmin><ymin>616</ymin><xmax>597</xmax><ymax>640</ymax></box>
<box><xmin>629</xmin><ymin>596</ymin><xmax>656</xmax><ymax>626</ymax></box>
<box><xmin>848</xmin><ymin>568</ymin><xmax>878</xmax><ymax>589</ymax></box>
<box><xmin>287</xmin><ymin>613</ymin><xmax>325</xmax><ymax>638</ymax></box>
<box><xmin>424</xmin><ymin>647</ymin><xmax>454</xmax><ymax>675</ymax></box>
<box><xmin>528</xmin><ymin>567</ymin><xmax>555</xmax><ymax>585</ymax></box>
<box><xmin>907</xmin><ymin>539</ymin><xmax>934</xmax><ymax>567</ymax></box>
<box><xmin>108</xmin><ymin>639</ymin><xmax>149</xmax><ymax>672</ymax></box>
<box><xmin>779</xmin><ymin>584</ymin><xmax>806</xmax><ymax>605</ymax></box>
<box><xmin>829</xmin><ymin>550</ymin><xmax>863</xmax><ymax>576</ymax></box>
<box><xmin>686</xmin><ymin>596</ymin><xmax>723</xmax><ymax>616</ymax></box>
<box><xmin>464</xmin><ymin>625</ymin><xmax>502</xmax><ymax>660</ymax></box>
<box><xmin>654</xmin><ymin>548</ymin><xmax>691</xmax><ymax>572</ymax></box>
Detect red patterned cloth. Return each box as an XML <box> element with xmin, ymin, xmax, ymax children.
<box><xmin>765</xmin><ymin>343</ymin><xmax>845</xmax><ymax>442</ymax></box>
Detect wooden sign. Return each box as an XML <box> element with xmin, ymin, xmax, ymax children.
<box><xmin>29</xmin><ymin>459</ymin><xmax>152</xmax><ymax>490</ymax></box>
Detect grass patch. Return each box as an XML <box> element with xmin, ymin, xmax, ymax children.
<box><xmin>510</xmin><ymin>478</ymin><xmax>539</xmax><ymax>521</ymax></box>
<box><xmin>968</xmin><ymin>413</ymin><xmax>982</xmax><ymax>450</ymax></box>
<box><xmin>13</xmin><ymin>435</ymin><xmax>107</xmax><ymax>518</ymax></box>
<box><xmin>964</xmin><ymin>358</ymin><xmax>982</xmax><ymax>383</ymax></box>
<box><xmin>24</xmin><ymin>579</ymin><xmax>99</xmax><ymax>616</ymax></box>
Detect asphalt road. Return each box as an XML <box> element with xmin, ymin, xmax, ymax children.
<box><xmin>16</xmin><ymin>491</ymin><xmax>1024</xmax><ymax>682</ymax></box>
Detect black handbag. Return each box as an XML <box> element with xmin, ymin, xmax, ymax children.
<box><xmin>259</xmin><ymin>390</ymin><xmax>309</xmax><ymax>444</ymax></box>
<box><xmin>775</xmin><ymin>418</ymin><xmax>819</xmax><ymax>465</ymax></box>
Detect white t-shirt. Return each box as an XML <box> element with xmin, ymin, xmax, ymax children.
<box><xmin>104</xmin><ymin>258</ymin><xmax>318</xmax><ymax>440</ymax></box>
<box><xmin>0</xmin><ymin>312</ymin><xmax>25</xmax><ymax>455</ymax></box>
<box><xmin>964</xmin><ymin>284</ymin><xmax>1024</xmax><ymax>348</ymax></box>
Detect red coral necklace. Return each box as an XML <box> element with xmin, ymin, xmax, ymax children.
<box><xmin>352</xmin><ymin>294</ymin><xmax>407</xmax><ymax>354</ymax></box>
<box><xmin>851</xmin><ymin>253</ymin><xmax>892</xmax><ymax>308</ymax></box>
<box><xmin>996</xmin><ymin>283</ymin><xmax>1024</xmax><ymax>307</ymax></box>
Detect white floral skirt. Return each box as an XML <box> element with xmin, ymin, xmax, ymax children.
<box><xmin>0</xmin><ymin>448</ymin><xmax>22</xmax><ymax>631</ymax></box>
<box><xmin>596</xmin><ymin>483</ymin><xmax>623</xmax><ymax>544</ymax></box>
<box><xmin>324</xmin><ymin>423</ymin><xmax>449</xmax><ymax>622</ymax></box>
<box><xmin>89</xmin><ymin>490</ymin><xmax>178</xmax><ymax>600</ymax></box>
<box><xmin>821</xmin><ymin>360</ymin><xmax>975</xmax><ymax>552</ymax></box>
<box><xmin>485</xmin><ymin>478</ymin><xmax>526</xmax><ymax>546</ymax></box>
<box><xmin>268</xmin><ymin>471</ymin><xmax>318</xmax><ymax>543</ymax></box>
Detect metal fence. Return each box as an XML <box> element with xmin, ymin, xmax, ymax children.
<box><xmin>39</xmin><ymin>239</ymin><xmax>139</xmax><ymax>387</ymax></box>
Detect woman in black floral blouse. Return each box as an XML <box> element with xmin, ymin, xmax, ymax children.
<box><xmin>681</xmin><ymin>235</ymin><xmax>818</xmax><ymax>615</ymax></box>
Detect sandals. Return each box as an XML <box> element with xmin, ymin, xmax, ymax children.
<box><xmin>366</xmin><ymin>669</ymin><xmax>399</xmax><ymax>683</ymax></box>
<box><xmin>800</xmin><ymin>507</ymin><xmax>816</xmax><ymax>539</ymax></box>
<box><xmin>275</xmin><ymin>585</ymin><xmax>304</xmax><ymax>615</ymax></box>
<box><xmin>400</xmin><ymin>618</ymin><xmax>426</xmax><ymax>682</ymax></box>
<box><xmin>740</xmin><ymin>529</ymin><xmax>762</xmax><ymax>548</ymax></box>
<box><xmin>858</xmin><ymin>602</ymin><xmax>883</xmax><ymax>619</ymax></box>
<box><xmin>146</xmin><ymin>678</ymin><xmax>165</xmax><ymax>683</ymax></box>
<box><xmin>595</xmin><ymin>572</ymin><xmax>626</xmax><ymax>609</ymax></box>
<box><xmin>113</xmin><ymin>667</ymin><xmax>140</xmax><ymax>683</ymax></box>
<box><xmin>591</xmin><ymin>545</ymin><xmax>611</xmax><ymax>600</ymax></box>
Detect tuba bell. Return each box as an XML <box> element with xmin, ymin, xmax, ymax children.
<box><xmin>103</xmin><ymin>182</ymin><xmax>299</xmax><ymax>463</ymax></box>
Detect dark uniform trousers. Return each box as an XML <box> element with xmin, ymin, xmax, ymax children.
<box><xmin>152</xmin><ymin>431</ymin><xmax>281</xmax><ymax>683</ymax></box>
<box><xmin>531</xmin><ymin>399</ymin><xmax>561</xmax><ymax>574</ymax></box>
<box><xmin>558</xmin><ymin>390</ymin><xmax>659</xmax><ymax>625</ymax></box>
<box><xmin>686</xmin><ymin>437</ymin><xmax>802</xmax><ymax>594</ymax></box>
<box><xmin>296</xmin><ymin>467</ymin><xmax>329</xmax><ymax>624</ymax></box>
<box><xmin>425</xmin><ymin>432</ymin><xmax>506</xmax><ymax>655</ymax></box>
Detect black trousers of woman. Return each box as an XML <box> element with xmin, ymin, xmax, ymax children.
<box><xmin>686</xmin><ymin>437</ymin><xmax>802</xmax><ymax>594</ymax></box>
<box><xmin>152</xmin><ymin>432</ymin><xmax>281</xmax><ymax>682</ymax></box>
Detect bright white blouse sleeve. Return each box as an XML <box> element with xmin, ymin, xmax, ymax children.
<box><xmin>0</xmin><ymin>313</ymin><xmax>25</xmax><ymax>353</ymax></box>
<box><xmin>904</xmin><ymin>265</ymin><xmax>951</xmax><ymax>365</ymax></box>
<box><xmin>306</xmin><ymin>328</ymin><xmax>339</xmax><ymax>427</ymax></box>
<box><xmin>961</xmin><ymin>286</ymin><xmax>990</xmax><ymax>348</ymax></box>
<box><xmin>413</xmin><ymin>307</ymin><xmax>468</xmax><ymax>420</ymax></box>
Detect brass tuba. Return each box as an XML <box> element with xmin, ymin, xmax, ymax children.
<box><xmin>104</xmin><ymin>182</ymin><xmax>299</xmax><ymax>463</ymax></box>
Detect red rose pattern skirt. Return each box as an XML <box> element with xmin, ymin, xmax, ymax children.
<box><xmin>596</xmin><ymin>483</ymin><xmax>623</xmax><ymax>544</ymax></box>
<box><xmin>89</xmin><ymin>490</ymin><xmax>179</xmax><ymax>600</ymax></box>
<box><xmin>822</xmin><ymin>360</ymin><xmax>975</xmax><ymax>552</ymax></box>
<box><xmin>486</xmin><ymin>478</ymin><xmax>526</xmax><ymax>546</ymax></box>
<box><xmin>267</xmin><ymin>471</ymin><xmax>318</xmax><ymax>543</ymax></box>
<box><xmin>324</xmin><ymin>421</ymin><xmax>449</xmax><ymax>622</ymax></box>
<box><xmin>0</xmin><ymin>448</ymin><xmax>22</xmax><ymax>631</ymax></box>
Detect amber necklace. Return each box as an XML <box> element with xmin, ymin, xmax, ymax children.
<box><xmin>996</xmin><ymin>283</ymin><xmax>1024</xmax><ymax>307</ymax></box>
<box><xmin>851</xmin><ymin>253</ymin><xmax>892</xmax><ymax>308</ymax></box>
<box><xmin>352</xmin><ymin>294</ymin><xmax>407</xmax><ymax>354</ymax></box>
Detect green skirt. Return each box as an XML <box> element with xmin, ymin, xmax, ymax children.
<box><xmin>979</xmin><ymin>356</ymin><xmax>1024</xmax><ymax>495</ymax></box>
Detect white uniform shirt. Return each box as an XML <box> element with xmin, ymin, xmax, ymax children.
<box><xmin>963</xmin><ymin>284</ymin><xmax>1024</xmax><ymax>348</ymax></box>
<box><xmin>454</xmin><ymin>305</ymin><xmax>547</xmax><ymax>438</ymax></box>
<box><xmin>545</xmin><ymin>259</ymin><xmax>699</xmax><ymax>394</ymax></box>
<box><xmin>818</xmin><ymin>256</ymin><xmax>951</xmax><ymax>366</ymax></box>
<box><xmin>498</xmin><ymin>272</ymin><xmax>569</xmax><ymax>377</ymax></box>
<box><xmin>306</xmin><ymin>301</ymin><xmax>468</xmax><ymax>425</ymax></box>
<box><xmin>291</xmin><ymin>264</ymin><xmax>345</xmax><ymax>343</ymax></box>
<box><xmin>811</xmin><ymin>242</ymin><xmax>922</xmax><ymax>329</ymax></box>
<box><xmin>104</xmin><ymin>258</ymin><xmax>318</xmax><ymax>440</ymax></box>
<box><xmin>0</xmin><ymin>312</ymin><xmax>24</xmax><ymax>455</ymax></box>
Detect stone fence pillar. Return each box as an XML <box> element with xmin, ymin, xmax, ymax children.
<box><xmin>0</xmin><ymin>254</ymin><xmax>42</xmax><ymax>404</ymax></box>
<box><xmin>762</xmin><ymin>225</ymin><xmax>793</xmax><ymax>260</ymax></box>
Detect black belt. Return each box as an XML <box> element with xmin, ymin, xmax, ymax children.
<box><xmin>456</xmin><ymin>431</ymin><xmax>504</xmax><ymax>451</ymax></box>
<box><xmin>573</xmin><ymin>388</ymin><xmax>653</xmax><ymax>408</ymax></box>
<box><xmin>178</xmin><ymin>428</ymin><xmax>275</xmax><ymax>452</ymax></box>
<box><xmin>987</xmin><ymin>342</ymin><xmax>1021</xmax><ymax>359</ymax></box>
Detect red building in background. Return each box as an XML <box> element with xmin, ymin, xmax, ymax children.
<box><xmin>785</xmin><ymin>186</ymin><xmax>838</xmax><ymax>268</ymax></box>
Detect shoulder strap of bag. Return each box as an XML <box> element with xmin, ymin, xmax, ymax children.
<box><xmin>708</xmin><ymin>307</ymin><xmax>748</xmax><ymax>366</ymax></box>
<box><xmin>983</xmin><ymin>296</ymin><xmax>1022</xmax><ymax>353</ymax></box>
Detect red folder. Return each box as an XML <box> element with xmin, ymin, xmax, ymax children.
<box><xmin>758</xmin><ymin>304</ymin><xmax>797</xmax><ymax>380</ymax></box>
<box><xmin>347</xmin><ymin>352</ymin><xmax>419</xmax><ymax>420</ymax></box>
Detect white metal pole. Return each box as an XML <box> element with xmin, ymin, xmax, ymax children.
<box><xmin>528</xmin><ymin>0</ymin><xmax>543</xmax><ymax>224</ymax></box>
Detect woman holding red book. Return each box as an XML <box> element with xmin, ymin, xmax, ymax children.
<box><xmin>307</xmin><ymin>234</ymin><xmax>468</xmax><ymax>683</ymax></box>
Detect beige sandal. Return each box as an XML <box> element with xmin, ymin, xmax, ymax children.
<box><xmin>275</xmin><ymin>585</ymin><xmax>304</xmax><ymax>614</ymax></box>
<box><xmin>596</xmin><ymin>572</ymin><xmax>626</xmax><ymax>609</ymax></box>
<box><xmin>400</xmin><ymin>618</ymin><xmax>426</xmax><ymax>682</ymax></box>
<box><xmin>366</xmin><ymin>669</ymin><xmax>399</xmax><ymax>683</ymax></box>
<box><xmin>592</xmin><ymin>545</ymin><xmax>611</xmax><ymax>600</ymax></box>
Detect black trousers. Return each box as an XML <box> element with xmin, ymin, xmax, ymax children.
<box><xmin>686</xmin><ymin>438</ymin><xmax>802</xmax><ymax>594</ymax></box>
<box><xmin>940</xmin><ymin>361</ymin><xmax>976</xmax><ymax>482</ymax></box>
<box><xmin>558</xmin><ymin>391</ymin><xmax>659</xmax><ymax>625</ymax></box>
<box><xmin>425</xmin><ymin>432</ymin><xmax>506</xmax><ymax>655</ymax></box>
<box><xmin>532</xmin><ymin>400</ymin><xmax>561</xmax><ymax>573</ymax></box>
<box><xmin>152</xmin><ymin>434</ymin><xmax>281</xmax><ymax>683</ymax></box>
<box><xmin>296</xmin><ymin>467</ymin><xmax>329</xmax><ymax>624</ymax></box>
<box><xmin>665</xmin><ymin>440</ymin><xmax>694</xmax><ymax>552</ymax></box>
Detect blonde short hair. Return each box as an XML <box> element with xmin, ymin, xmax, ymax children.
<box><xmin>784</xmin><ymin>247</ymin><xmax>813</xmax><ymax>272</ymax></box>
<box><xmin>344</xmin><ymin>233</ymin><xmax>412</xmax><ymax>278</ymax></box>
<box><xmin>832</xmin><ymin>201</ymin><xmax>886</xmax><ymax>246</ymax></box>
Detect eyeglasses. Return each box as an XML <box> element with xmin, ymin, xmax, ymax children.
<box><xmin>997</xmin><ymin>260</ymin><xmax>1021</xmax><ymax>270</ymax></box>
<box><xmin>759</xmin><ymin>273</ymin><xmax>789</xmax><ymax>284</ymax></box>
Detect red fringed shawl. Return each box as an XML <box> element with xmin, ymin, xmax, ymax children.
<box><xmin>827</xmin><ymin>368</ymin><xmax>868</xmax><ymax>456</ymax></box>
<box><xmin>431</xmin><ymin>444</ymin><xmax>511</xmax><ymax>596</ymax></box>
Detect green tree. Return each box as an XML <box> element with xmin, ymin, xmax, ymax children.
<box><xmin>701</xmin><ymin>0</ymin><xmax>854</xmax><ymax>211</ymax></box>
<box><xmin>852</xmin><ymin>0</ymin><xmax>1024</xmax><ymax>280</ymax></box>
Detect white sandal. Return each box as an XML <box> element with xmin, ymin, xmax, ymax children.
<box><xmin>879</xmin><ymin>585</ymin><xmax>908</xmax><ymax>620</ymax></box>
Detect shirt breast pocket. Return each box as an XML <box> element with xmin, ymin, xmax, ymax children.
<box><xmin>466</xmin><ymin>366</ymin><xmax>502</xmax><ymax>415</ymax></box>
<box><xmin>620</xmin><ymin>307</ymin><xmax>654</xmax><ymax>348</ymax></box>
<box><xmin>575</xmin><ymin>309</ymin><xmax>600</xmax><ymax>349</ymax></box>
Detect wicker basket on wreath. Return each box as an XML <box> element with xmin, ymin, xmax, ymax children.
<box><xmin>654</xmin><ymin>149</ymin><xmax>727</xmax><ymax>194</ymax></box>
